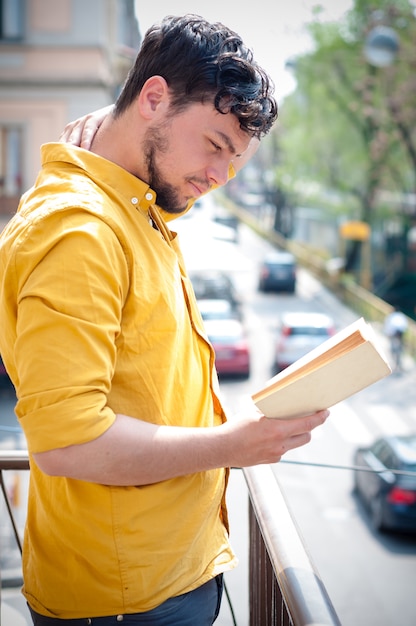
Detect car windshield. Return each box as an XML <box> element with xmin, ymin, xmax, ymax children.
<box><xmin>288</xmin><ymin>327</ymin><xmax>330</xmax><ymax>336</ymax></box>
<box><xmin>271</xmin><ymin>263</ymin><xmax>292</xmax><ymax>269</ymax></box>
<box><xmin>209</xmin><ymin>334</ymin><xmax>241</xmax><ymax>344</ymax></box>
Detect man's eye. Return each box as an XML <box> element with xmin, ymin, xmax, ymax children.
<box><xmin>211</xmin><ymin>141</ymin><xmax>221</xmax><ymax>151</ymax></box>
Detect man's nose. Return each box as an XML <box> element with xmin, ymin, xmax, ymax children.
<box><xmin>207</xmin><ymin>160</ymin><xmax>230</xmax><ymax>187</ymax></box>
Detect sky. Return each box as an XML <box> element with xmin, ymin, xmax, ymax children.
<box><xmin>134</xmin><ymin>1</ymin><xmax>353</xmax><ymax>102</ymax></box>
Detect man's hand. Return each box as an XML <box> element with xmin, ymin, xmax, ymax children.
<box><xmin>59</xmin><ymin>105</ymin><xmax>114</xmax><ymax>149</ymax></box>
<box><xmin>223</xmin><ymin>408</ymin><xmax>329</xmax><ymax>467</ymax></box>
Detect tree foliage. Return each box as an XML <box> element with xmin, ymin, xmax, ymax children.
<box><xmin>275</xmin><ymin>0</ymin><xmax>416</xmax><ymax>226</ymax></box>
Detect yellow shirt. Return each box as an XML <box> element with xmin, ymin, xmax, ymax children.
<box><xmin>0</xmin><ymin>143</ymin><xmax>237</xmax><ymax>618</ymax></box>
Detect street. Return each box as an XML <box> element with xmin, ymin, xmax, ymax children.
<box><xmin>1</xmin><ymin>210</ymin><xmax>416</xmax><ymax>626</ymax></box>
<box><xmin>215</xmin><ymin>220</ymin><xmax>416</xmax><ymax>626</ymax></box>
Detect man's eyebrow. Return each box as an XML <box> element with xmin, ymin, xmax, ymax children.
<box><xmin>212</xmin><ymin>131</ymin><xmax>239</xmax><ymax>156</ymax></box>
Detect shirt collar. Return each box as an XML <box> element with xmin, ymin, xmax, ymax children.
<box><xmin>40</xmin><ymin>143</ymin><xmax>235</xmax><ymax>224</ymax></box>
<box><xmin>42</xmin><ymin>143</ymin><xmax>158</xmax><ymax>212</ymax></box>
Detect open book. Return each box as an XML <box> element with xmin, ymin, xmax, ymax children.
<box><xmin>252</xmin><ymin>317</ymin><xmax>392</xmax><ymax>419</ymax></box>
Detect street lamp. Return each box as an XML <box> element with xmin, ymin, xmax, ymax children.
<box><xmin>358</xmin><ymin>21</ymin><xmax>400</xmax><ymax>291</ymax></box>
<box><xmin>364</xmin><ymin>25</ymin><xmax>399</xmax><ymax>67</ymax></box>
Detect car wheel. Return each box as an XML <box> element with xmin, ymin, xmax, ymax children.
<box><xmin>370</xmin><ymin>496</ymin><xmax>386</xmax><ymax>532</ymax></box>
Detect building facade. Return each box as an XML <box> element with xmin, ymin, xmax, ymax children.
<box><xmin>0</xmin><ymin>0</ymin><xmax>140</xmax><ymax>219</ymax></box>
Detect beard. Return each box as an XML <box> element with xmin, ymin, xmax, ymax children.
<box><xmin>143</xmin><ymin>124</ymin><xmax>188</xmax><ymax>215</ymax></box>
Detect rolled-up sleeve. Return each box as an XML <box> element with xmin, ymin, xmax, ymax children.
<box><xmin>14</xmin><ymin>212</ymin><xmax>129</xmax><ymax>453</ymax></box>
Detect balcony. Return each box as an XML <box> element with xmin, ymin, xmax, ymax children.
<box><xmin>1</xmin><ymin>452</ymin><xmax>341</xmax><ymax>625</ymax></box>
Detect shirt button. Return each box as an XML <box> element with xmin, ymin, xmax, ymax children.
<box><xmin>131</xmin><ymin>197</ymin><xmax>138</xmax><ymax>205</ymax></box>
<box><xmin>145</xmin><ymin>192</ymin><xmax>153</xmax><ymax>201</ymax></box>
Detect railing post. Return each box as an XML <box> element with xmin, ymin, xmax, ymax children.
<box><xmin>250</xmin><ymin>501</ymin><xmax>290</xmax><ymax>625</ymax></box>
<box><xmin>244</xmin><ymin>464</ymin><xmax>341</xmax><ymax>626</ymax></box>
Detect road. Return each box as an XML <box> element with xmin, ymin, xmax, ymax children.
<box><xmin>215</xmin><ymin>221</ymin><xmax>416</xmax><ymax>626</ymax></box>
<box><xmin>1</xmin><ymin>211</ymin><xmax>416</xmax><ymax>626</ymax></box>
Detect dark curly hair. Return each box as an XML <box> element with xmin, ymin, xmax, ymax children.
<box><xmin>115</xmin><ymin>14</ymin><xmax>277</xmax><ymax>138</ymax></box>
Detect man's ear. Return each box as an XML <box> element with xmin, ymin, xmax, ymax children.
<box><xmin>138</xmin><ymin>76</ymin><xmax>170</xmax><ymax>119</ymax></box>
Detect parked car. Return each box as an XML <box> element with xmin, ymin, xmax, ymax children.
<box><xmin>353</xmin><ymin>435</ymin><xmax>416</xmax><ymax>532</ymax></box>
<box><xmin>189</xmin><ymin>270</ymin><xmax>241</xmax><ymax>310</ymax></box>
<box><xmin>274</xmin><ymin>311</ymin><xmax>336</xmax><ymax>373</ymax></box>
<box><xmin>0</xmin><ymin>355</ymin><xmax>14</xmax><ymax>393</ymax></box>
<box><xmin>212</xmin><ymin>209</ymin><xmax>239</xmax><ymax>242</ymax></box>
<box><xmin>258</xmin><ymin>251</ymin><xmax>296</xmax><ymax>293</ymax></box>
<box><xmin>197</xmin><ymin>298</ymin><xmax>241</xmax><ymax>322</ymax></box>
<box><xmin>204</xmin><ymin>318</ymin><xmax>251</xmax><ymax>378</ymax></box>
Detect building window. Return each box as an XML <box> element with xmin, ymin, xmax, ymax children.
<box><xmin>0</xmin><ymin>125</ymin><xmax>23</xmax><ymax>216</ymax></box>
<box><xmin>0</xmin><ymin>0</ymin><xmax>24</xmax><ymax>41</ymax></box>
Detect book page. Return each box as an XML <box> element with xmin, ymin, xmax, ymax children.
<box><xmin>252</xmin><ymin>318</ymin><xmax>391</xmax><ymax>417</ymax></box>
<box><xmin>252</xmin><ymin>318</ymin><xmax>382</xmax><ymax>402</ymax></box>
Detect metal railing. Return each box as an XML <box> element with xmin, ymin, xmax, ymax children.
<box><xmin>245</xmin><ymin>465</ymin><xmax>341</xmax><ymax>626</ymax></box>
<box><xmin>0</xmin><ymin>453</ymin><xmax>341</xmax><ymax>625</ymax></box>
<box><xmin>0</xmin><ymin>449</ymin><xmax>29</xmax><ymax>619</ymax></box>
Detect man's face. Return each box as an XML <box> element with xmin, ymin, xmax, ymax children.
<box><xmin>142</xmin><ymin>102</ymin><xmax>251</xmax><ymax>214</ymax></box>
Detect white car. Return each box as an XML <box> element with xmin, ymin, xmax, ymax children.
<box><xmin>274</xmin><ymin>312</ymin><xmax>336</xmax><ymax>373</ymax></box>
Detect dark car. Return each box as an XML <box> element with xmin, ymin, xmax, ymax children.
<box><xmin>212</xmin><ymin>209</ymin><xmax>239</xmax><ymax>242</ymax></box>
<box><xmin>189</xmin><ymin>270</ymin><xmax>241</xmax><ymax>310</ymax></box>
<box><xmin>353</xmin><ymin>435</ymin><xmax>416</xmax><ymax>532</ymax></box>
<box><xmin>0</xmin><ymin>355</ymin><xmax>14</xmax><ymax>393</ymax></box>
<box><xmin>196</xmin><ymin>298</ymin><xmax>242</xmax><ymax>323</ymax></box>
<box><xmin>258</xmin><ymin>251</ymin><xmax>296</xmax><ymax>293</ymax></box>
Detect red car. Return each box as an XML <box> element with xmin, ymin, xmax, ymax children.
<box><xmin>204</xmin><ymin>318</ymin><xmax>251</xmax><ymax>378</ymax></box>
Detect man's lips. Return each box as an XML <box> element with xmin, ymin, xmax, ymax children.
<box><xmin>189</xmin><ymin>181</ymin><xmax>209</xmax><ymax>197</ymax></box>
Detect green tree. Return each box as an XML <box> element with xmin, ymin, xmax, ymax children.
<box><xmin>276</xmin><ymin>0</ymin><xmax>416</xmax><ymax>271</ymax></box>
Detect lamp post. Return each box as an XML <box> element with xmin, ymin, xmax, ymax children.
<box><xmin>364</xmin><ymin>25</ymin><xmax>399</xmax><ymax>68</ymax></box>
<box><xmin>357</xmin><ymin>20</ymin><xmax>399</xmax><ymax>291</ymax></box>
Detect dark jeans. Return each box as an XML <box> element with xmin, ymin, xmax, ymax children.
<box><xmin>28</xmin><ymin>574</ymin><xmax>223</xmax><ymax>626</ymax></box>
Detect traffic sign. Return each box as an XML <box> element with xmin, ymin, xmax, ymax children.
<box><xmin>339</xmin><ymin>221</ymin><xmax>370</xmax><ymax>241</ymax></box>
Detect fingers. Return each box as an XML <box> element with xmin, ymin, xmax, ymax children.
<box><xmin>299</xmin><ymin>409</ymin><xmax>330</xmax><ymax>432</ymax></box>
<box><xmin>280</xmin><ymin>431</ymin><xmax>312</xmax><ymax>455</ymax></box>
<box><xmin>265</xmin><ymin>409</ymin><xmax>329</xmax><ymax>435</ymax></box>
<box><xmin>278</xmin><ymin>410</ymin><xmax>329</xmax><ymax>455</ymax></box>
<box><xmin>59</xmin><ymin>119</ymin><xmax>97</xmax><ymax>149</ymax></box>
<box><xmin>79</xmin><ymin>126</ymin><xmax>99</xmax><ymax>150</ymax></box>
<box><xmin>59</xmin><ymin>122</ymin><xmax>83</xmax><ymax>145</ymax></box>
<box><xmin>267</xmin><ymin>409</ymin><xmax>329</xmax><ymax>460</ymax></box>
<box><xmin>227</xmin><ymin>409</ymin><xmax>329</xmax><ymax>468</ymax></box>
<box><xmin>58</xmin><ymin>104</ymin><xmax>114</xmax><ymax>149</ymax></box>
